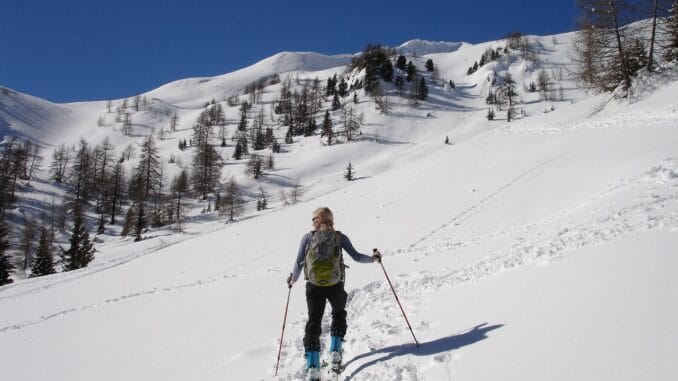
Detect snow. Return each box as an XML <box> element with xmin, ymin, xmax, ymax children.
<box><xmin>1</xmin><ymin>31</ymin><xmax>677</xmax><ymax>381</ymax></box>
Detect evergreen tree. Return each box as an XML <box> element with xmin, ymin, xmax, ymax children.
<box><xmin>233</xmin><ymin>141</ymin><xmax>244</xmax><ymax>160</ymax></box>
<box><xmin>425</xmin><ymin>58</ymin><xmax>435</xmax><ymax>72</ymax></box>
<box><xmin>332</xmin><ymin>93</ymin><xmax>341</xmax><ymax>111</ymax></box>
<box><xmin>337</xmin><ymin>76</ymin><xmax>348</xmax><ymax>97</ymax></box>
<box><xmin>396</xmin><ymin>55</ymin><xmax>407</xmax><ymax>71</ymax></box>
<box><xmin>364</xmin><ymin>64</ymin><xmax>379</xmax><ymax>94</ymax></box>
<box><xmin>417</xmin><ymin>77</ymin><xmax>429</xmax><ymax>100</ymax></box>
<box><xmin>31</xmin><ymin>226</ymin><xmax>55</xmax><ymax>277</ymax></box>
<box><xmin>321</xmin><ymin>110</ymin><xmax>334</xmax><ymax>145</ymax></box>
<box><xmin>406</xmin><ymin>61</ymin><xmax>417</xmax><ymax>82</ymax></box>
<box><xmin>0</xmin><ymin>222</ymin><xmax>13</xmax><ymax>285</ymax></box>
<box><xmin>63</xmin><ymin>203</ymin><xmax>95</xmax><ymax>271</ymax></box>
<box><xmin>344</xmin><ymin>162</ymin><xmax>354</xmax><ymax>181</ymax></box>
<box><xmin>380</xmin><ymin>60</ymin><xmax>394</xmax><ymax>82</ymax></box>
<box><xmin>626</xmin><ymin>37</ymin><xmax>648</xmax><ymax>74</ymax></box>
<box><xmin>487</xmin><ymin>108</ymin><xmax>496</xmax><ymax>120</ymax></box>
<box><xmin>325</xmin><ymin>74</ymin><xmax>337</xmax><ymax>96</ymax></box>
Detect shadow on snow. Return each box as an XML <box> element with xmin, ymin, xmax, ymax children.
<box><xmin>343</xmin><ymin>322</ymin><xmax>504</xmax><ymax>380</ymax></box>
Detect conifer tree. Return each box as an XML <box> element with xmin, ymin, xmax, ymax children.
<box><xmin>498</xmin><ymin>73</ymin><xmax>518</xmax><ymax>121</ymax></box>
<box><xmin>31</xmin><ymin>226</ymin><xmax>55</xmax><ymax>277</ymax></box>
<box><xmin>134</xmin><ymin>202</ymin><xmax>145</xmax><ymax>242</ymax></box>
<box><xmin>425</xmin><ymin>58</ymin><xmax>435</xmax><ymax>72</ymax></box>
<box><xmin>344</xmin><ymin>162</ymin><xmax>354</xmax><ymax>181</ymax></box>
<box><xmin>64</xmin><ymin>203</ymin><xmax>95</xmax><ymax>271</ymax></box>
<box><xmin>332</xmin><ymin>93</ymin><xmax>341</xmax><ymax>111</ymax></box>
<box><xmin>664</xmin><ymin>1</ymin><xmax>678</xmax><ymax>62</ymax></box>
<box><xmin>337</xmin><ymin>77</ymin><xmax>348</xmax><ymax>97</ymax></box>
<box><xmin>170</xmin><ymin>112</ymin><xmax>179</xmax><ymax>132</ymax></box>
<box><xmin>396</xmin><ymin>55</ymin><xmax>407</xmax><ymax>71</ymax></box>
<box><xmin>0</xmin><ymin>222</ymin><xmax>13</xmax><ymax>285</ymax></box>
<box><xmin>97</xmin><ymin>214</ymin><xmax>106</xmax><ymax>234</ymax></box>
<box><xmin>121</xmin><ymin>205</ymin><xmax>136</xmax><ymax>237</ymax></box>
<box><xmin>19</xmin><ymin>217</ymin><xmax>36</xmax><ymax>272</ymax></box>
<box><xmin>246</xmin><ymin>154</ymin><xmax>264</xmax><ymax>180</ymax></box>
<box><xmin>135</xmin><ymin>134</ymin><xmax>161</xmax><ymax>203</ymax></box>
<box><xmin>487</xmin><ymin>108</ymin><xmax>495</xmax><ymax>120</ymax></box>
<box><xmin>221</xmin><ymin>178</ymin><xmax>245</xmax><ymax>222</ymax></box>
<box><xmin>406</xmin><ymin>61</ymin><xmax>417</xmax><ymax>82</ymax></box>
<box><xmin>380</xmin><ymin>60</ymin><xmax>394</xmax><ymax>82</ymax></box>
<box><xmin>321</xmin><ymin>110</ymin><xmax>334</xmax><ymax>145</ymax></box>
<box><xmin>171</xmin><ymin>169</ymin><xmax>189</xmax><ymax>228</ymax></box>
<box><xmin>417</xmin><ymin>77</ymin><xmax>429</xmax><ymax>100</ymax></box>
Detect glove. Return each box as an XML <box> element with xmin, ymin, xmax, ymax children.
<box><xmin>372</xmin><ymin>249</ymin><xmax>382</xmax><ymax>262</ymax></box>
<box><xmin>286</xmin><ymin>273</ymin><xmax>294</xmax><ymax>288</ymax></box>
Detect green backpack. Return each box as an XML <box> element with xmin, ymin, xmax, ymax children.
<box><xmin>304</xmin><ymin>230</ymin><xmax>345</xmax><ymax>287</ymax></box>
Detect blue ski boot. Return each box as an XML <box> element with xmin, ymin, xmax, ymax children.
<box><xmin>305</xmin><ymin>351</ymin><xmax>320</xmax><ymax>381</ymax></box>
<box><xmin>328</xmin><ymin>335</ymin><xmax>343</xmax><ymax>377</ymax></box>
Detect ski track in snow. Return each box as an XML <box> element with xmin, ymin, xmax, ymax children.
<box><xmin>408</xmin><ymin>157</ymin><xmax>559</xmax><ymax>249</ymax></box>
<box><xmin>498</xmin><ymin>108</ymin><xmax>678</xmax><ymax>135</ymax></box>
<box><xmin>0</xmin><ymin>219</ymin><xmax>239</xmax><ymax>302</ymax></box>
<box><xmin>272</xmin><ymin>158</ymin><xmax>678</xmax><ymax>380</ymax></box>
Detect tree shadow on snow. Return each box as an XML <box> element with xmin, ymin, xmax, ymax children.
<box><xmin>343</xmin><ymin>322</ymin><xmax>504</xmax><ymax>380</ymax></box>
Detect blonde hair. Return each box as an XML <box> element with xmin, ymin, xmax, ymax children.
<box><xmin>313</xmin><ymin>207</ymin><xmax>335</xmax><ymax>231</ymax></box>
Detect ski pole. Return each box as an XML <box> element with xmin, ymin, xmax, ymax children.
<box><xmin>374</xmin><ymin>249</ymin><xmax>421</xmax><ymax>347</ymax></box>
<box><xmin>274</xmin><ymin>276</ymin><xmax>293</xmax><ymax>376</ymax></box>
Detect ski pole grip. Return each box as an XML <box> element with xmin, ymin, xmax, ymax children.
<box><xmin>373</xmin><ymin>248</ymin><xmax>382</xmax><ymax>263</ymax></box>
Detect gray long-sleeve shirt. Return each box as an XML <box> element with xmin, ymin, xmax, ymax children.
<box><xmin>290</xmin><ymin>231</ymin><xmax>373</xmax><ymax>283</ymax></box>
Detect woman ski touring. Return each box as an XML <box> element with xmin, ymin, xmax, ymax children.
<box><xmin>286</xmin><ymin>207</ymin><xmax>382</xmax><ymax>381</ymax></box>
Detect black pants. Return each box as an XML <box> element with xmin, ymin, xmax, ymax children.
<box><xmin>303</xmin><ymin>282</ymin><xmax>348</xmax><ymax>352</ymax></box>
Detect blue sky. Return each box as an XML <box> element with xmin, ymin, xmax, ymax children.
<box><xmin>0</xmin><ymin>0</ymin><xmax>578</xmax><ymax>103</ymax></box>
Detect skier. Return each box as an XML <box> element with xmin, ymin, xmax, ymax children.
<box><xmin>287</xmin><ymin>207</ymin><xmax>382</xmax><ymax>380</ymax></box>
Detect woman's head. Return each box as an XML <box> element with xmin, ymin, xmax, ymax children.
<box><xmin>312</xmin><ymin>207</ymin><xmax>334</xmax><ymax>231</ymax></box>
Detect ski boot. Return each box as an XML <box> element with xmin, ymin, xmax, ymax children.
<box><xmin>328</xmin><ymin>336</ymin><xmax>343</xmax><ymax>377</ymax></box>
<box><xmin>305</xmin><ymin>351</ymin><xmax>320</xmax><ymax>381</ymax></box>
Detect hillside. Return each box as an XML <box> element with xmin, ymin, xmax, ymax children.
<box><xmin>0</xmin><ymin>29</ymin><xmax>677</xmax><ymax>381</ymax></box>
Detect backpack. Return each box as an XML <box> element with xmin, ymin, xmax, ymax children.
<box><xmin>304</xmin><ymin>230</ymin><xmax>345</xmax><ymax>287</ymax></box>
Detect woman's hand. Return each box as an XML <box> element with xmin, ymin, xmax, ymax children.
<box><xmin>372</xmin><ymin>248</ymin><xmax>382</xmax><ymax>263</ymax></box>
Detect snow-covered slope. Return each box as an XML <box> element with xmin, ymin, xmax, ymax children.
<box><xmin>0</xmin><ymin>34</ymin><xmax>677</xmax><ymax>381</ymax></box>
<box><xmin>145</xmin><ymin>51</ymin><xmax>352</xmax><ymax>107</ymax></box>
